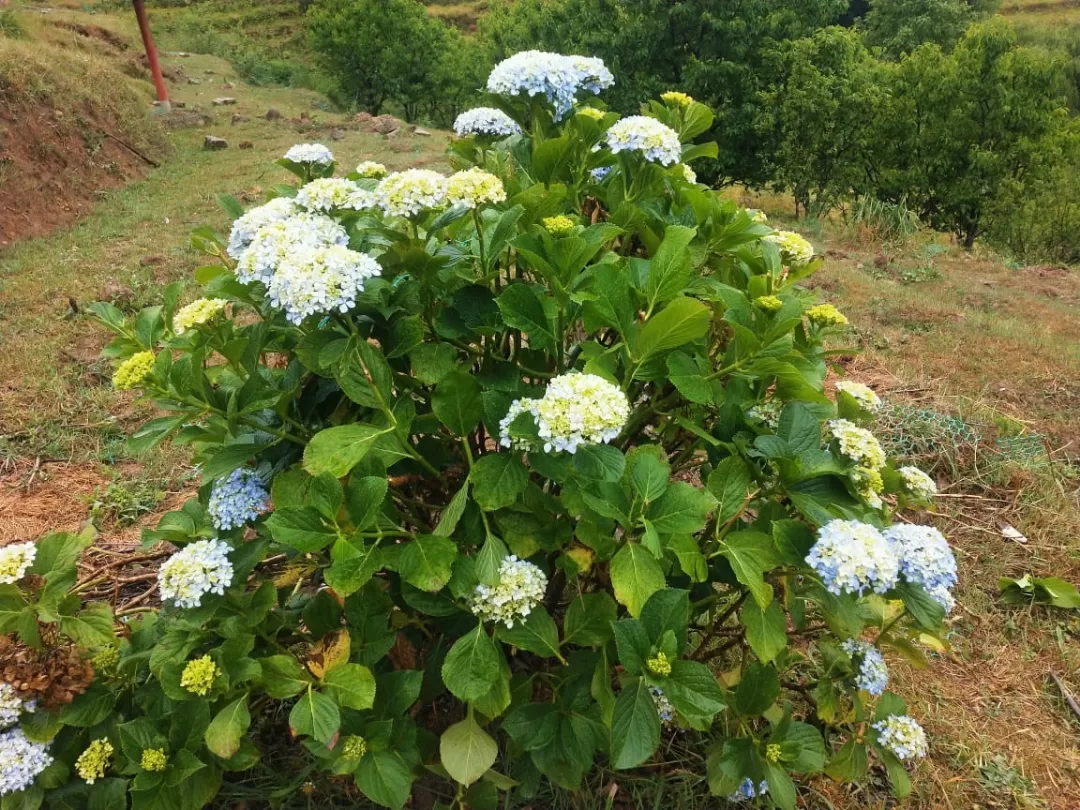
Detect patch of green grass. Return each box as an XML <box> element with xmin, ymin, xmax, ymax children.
<box><xmin>88</xmin><ymin>474</ymin><xmax>166</xmax><ymax>528</ymax></box>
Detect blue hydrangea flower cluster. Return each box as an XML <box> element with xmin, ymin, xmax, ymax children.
<box><xmin>883</xmin><ymin>524</ymin><xmax>957</xmax><ymax>598</ymax></box>
<box><xmin>806</xmin><ymin>520</ymin><xmax>900</xmax><ymax>596</ymax></box>
<box><xmin>486</xmin><ymin>51</ymin><xmax>614</xmax><ymax>119</ymax></box>
<box><xmin>649</xmin><ymin>686</ymin><xmax>674</xmax><ymax>723</ymax></box>
<box><xmin>841</xmin><ymin>639</ymin><xmax>889</xmax><ymax>696</ymax></box>
<box><xmin>0</xmin><ymin>728</ymin><xmax>53</xmax><ymax>796</ymax></box>
<box><xmin>605</xmin><ymin>115</ymin><xmax>683</xmax><ymax>166</ymax></box>
<box><xmin>208</xmin><ymin>468</ymin><xmax>270</xmax><ymax>531</ymax></box>
<box><xmin>728</xmin><ymin>778</ymin><xmax>769</xmax><ymax>802</ymax></box>
<box><xmin>589</xmin><ymin>166</ymin><xmax>612</xmax><ymax>183</ymax></box>
<box><xmin>453</xmin><ymin>107</ymin><xmax>522</xmax><ymax>138</ymax></box>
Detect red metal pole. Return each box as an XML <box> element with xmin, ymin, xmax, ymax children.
<box><xmin>132</xmin><ymin>0</ymin><xmax>170</xmax><ymax>112</ymax></box>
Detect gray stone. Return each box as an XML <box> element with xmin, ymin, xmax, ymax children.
<box><xmin>330</xmin><ymin>127</ymin><xmax>346</xmax><ymax>141</ymax></box>
<box><xmin>265</xmin><ymin>109</ymin><xmax>283</xmax><ymax>121</ymax></box>
<box><xmin>231</xmin><ymin>113</ymin><xmax>249</xmax><ymax>125</ymax></box>
<box><xmin>212</xmin><ymin>97</ymin><xmax>237</xmax><ymax>106</ymax></box>
<box><xmin>203</xmin><ymin>135</ymin><xmax>228</xmax><ymax>150</ymax></box>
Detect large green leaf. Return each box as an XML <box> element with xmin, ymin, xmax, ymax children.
<box><xmin>440</xmin><ymin>712</ymin><xmax>498</xmax><ymax>787</ymax></box>
<box><xmin>563</xmin><ymin>592</ymin><xmax>618</xmax><ymax>647</ymax></box>
<box><xmin>609</xmin><ymin>678</ymin><xmax>661</xmax><ymax>769</ymax></box>
<box><xmin>718</xmin><ymin>531</ymin><xmax>779</xmax><ymax>608</ymax></box>
<box><xmin>345</xmin><ymin>475</ymin><xmax>389</xmax><ymax>531</ymax></box>
<box><xmin>496</xmin><ymin>606</ymin><xmax>561</xmax><ymax>659</ymax></box>
<box><xmin>610</xmin><ymin>543</ymin><xmax>666</xmax><ymax>617</ymax></box>
<box><xmin>288</xmin><ymin>689</ymin><xmax>339</xmax><ymax>744</ymax></box>
<box><xmin>572</xmin><ymin>443</ymin><xmax>625</xmax><ymax>482</ymax></box>
<box><xmin>640</xmin><ymin>588</ymin><xmax>690</xmax><ymax>653</ymax></box>
<box><xmin>647</xmin><ymin>482</ymin><xmax>714</xmax><ymax>534</ymax></box>
<box><xmin>432</xmin><ymin>371</ymin><xmax>483</xmax><ymax>437</ymax></box>
<box><xmin>707</xmin><ymin>456</ymin><xmax>754</xmax><ymax>527</ymax></box>
<box><xmin>742</xmin><ymin>599</ymin><xmax>787</xmax><ymax>664</ymax></box>
<box><xmin>626</xmin><ymin>448</ymin><xmax>670</xmax><ymax>506</ymax></box>
<box><xmin>398</xmin><ymin>535</ymin><xmax>457</xmax><ymax>592</ymax></box>
<box><xmin>645</xmin><ymin>225</ymin><xmax>696</xmax><ymax>308</ymax></box>
<box><xmin>355</xmin><ymin>749</ymin><xmax>413</xmax><ymax>810</ymax></box>
<box><xmin>205</xmin><ymin>696</ymin><xmax>250</xmax><ymax>759</ymax></box>
<box><xmin>258</xmin><ymin>655</ymin><xmax>312</xmax><ymax>699</ymax></box>
<box><xmin>635</xmin><ymin>297</ymin><xmax>710</xmax><ymax>361</ymax></box>
<box><xmin>323</xmin><ymin>663</ymin><xmax>376</xmax><ymax>710</ymax></box>
<box><xmin>265</xmin><ymin>507</ymin><xmax>337</xmax><ymax>553</ymax></box>
<box><xmin>734</xmin><ymin>661</ymin><xmax>779</xmax><ymax>716</ymax></box>
<box><xmin>442</xmin><ymin>625</ymin><xmax>500</xmax><ymax>702</ymax></box>
<box><xmin>497</xmin><ymin>284</ymin><xmax>556</xmax><ymax>350</ymax></box>
<box><xmin>664</xmin><ymin>659</ymin><xmax>726</xmax><ymax>720</ymax></box>
<box><xmin>470</xmin><ymin>453</ymin><xmax>528</xmax><ymax>511</ymax></box>
<box><xmin>304</xmin><ymin>425</ymin><xmax>390</xmax><ymax>477</ymax></box>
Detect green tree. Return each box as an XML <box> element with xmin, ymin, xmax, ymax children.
<box><xmin>861</xmin><ymin>0</ymin><xmax>997</xmax><ymax>58</ymax></box>
<box><xmin>761</xmin><ymin>27</ymin><xmax>886</xmax><ymax>216</ymax></box>
<box><xmin>307</xmin><ymin>0</ymin><xmax>468</xmax><ymax>121</ymax></box>
<box><xmin>875</xmin><ymin>19</ymin><xmax>1067</xmax><ymax>247</ymax></box>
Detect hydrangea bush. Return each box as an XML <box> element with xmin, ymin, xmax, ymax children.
<box><xmin>1</xmin><ymin>53</ymin><xmax>958</xmax><ymax>810</ymax></box>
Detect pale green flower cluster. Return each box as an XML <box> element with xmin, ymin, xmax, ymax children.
<box><xmin>765</xmin><ymin>229</ymin><xmax>815</xmax><ymax>267</ymax></box>
<box><xmin>661</xmin><ymin>90</ymin><xmax>693</xmax><ymax>107</ymax></box>
<box><xmin>678</xmin><ymin>164</ymin><xmax>697</xmax><ymax>184</ymax></box>
<box><xmin>113</xmin><ymin>351</ymin><xmax>155</xmax><ymax>390</ymax></box>
<box><xmin>806</xmin><ymin>303</ymin><xmax>848</xmax><ymax>327</ymax></box>
<box><xmin>577</xmin><ymin>106</ymin><xmax>606</xmax><ymax>120</ymax></box>
<box><xmin>173</xmin><ymin>298</ymin><xmax>227</xmax><ymax>334</ymax></box>
<box><xmin>899</xmin><ymin>466</ymin><xmax>937</xmax><ymax>502</ymax></box>
<box><xmin>836</xmin><ymin>380</ymin><xmax>882</xmax><ymax>412</ymax></box>
<box><xmin>829</xmin><ymin>419</ymin><xmax>887</xmax><ymax>470</ymax></box>
<box><xmin>754</xmin><ymin>295</ymin><xmax>783</xmax><ymax>313</ymax></box>
<box><xmin>180</xmin><ymin>655</ymin><xmax>219</xmax><ymax>696</ymax></box>
<box><xmin>375</xmin><ymin>169</ymin><xmax>448</xmax><ymax>218</ymax></box>
<box><xmin>140</xmin><ymin>748</ymin><xmax>168</xmax><ymax>772</ymax></box>
<box><xmin>851</xmin><ymin>465</ymin><xmax>885</xmax><ymax>509</ymax></box>
<box><xmin>75</xmin><ymin>739</ymin><xmax>112</xmax><ymax>784</ymax></box>
<box><xmin>542</xmin><ymin>215</ymin><xmax>576</xmax><ymax>236</ymax></box>
<box><xmin>0</xmin><ymin>542</ymin><xmax>35</xmax><ymax>585</ymax></box>
<box><xmin>446</xmin><ymin>168</ymin><xmax>507</xmax><ymax>209</ymax></box>
<box><xmin>355</xmin><ymin>161</ymin><xmax>387</xmax><ymax>179</ymax></box>
<box><xmin>499</xmin><ymin>372</ymin><xmax>630</xmax><ymax>454</ymax></box>
<box><xmin>646</xmin><ymin>652</ymin><xmax>672</xmax><ymax>677</ymax></box>
<box><xmin>341</xmin><ymin>735</ymin><xmax>368</xmax><ymax>761</ymax></box>
<box><xmin>471</xmin><ymin>556</ymin><xmax>547</xmax><ymax>628</ymax></box>
<box><xmin>296</xmin><ymin>178</ymin><xmax>370</xmax><ymax>213</ymax></box>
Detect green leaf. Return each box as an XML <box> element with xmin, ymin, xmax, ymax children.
<box><xmin>346</xmin><ymin>476</ymin><xmax>388</xmax><ymax>531</ymax></box>
<box><xmin>59</xmin><ymin>684</ymin><xmax>115</xmax><ymax>727</ymax></box>
<box><xmin>780</xmin><ymin>723</ymin><xmax>826</xmax><ymax>773</ymax></box>
<box><xmin>610</xmin><ymin>543</ymin><xmax>666</xmax><ymax>618</ymax></box>
<box><xmin>612</xmin><ymin>619</ymin><xmax>650</xmax><ymax>675</ymax></box>
<box><xmin>635</xmin><ymin>296</ymin><xmax>710</xmax><ymax>361</ymax></box>
<box><xmin>665</xmin><ymin>534</ymin><xmax>707</xmax><ymax>582</ymax></box>
<box><xmin>765</xmin><ymin>761</ymin><xmax>797</xmax><ymax>810</ymax></box>
<box><xmin>355</xmin><ymin>749</ymin><xmax>413</xmax><ymax>810</ymax></box>
<box><xmin>325</xmin><ymin>535</ymin><xmax>382</xmax><ymax>597</ymax></box>
<box><xmin>440</xmin><ymin>712</ymin><xmax>498</xmax><ymax>787</ymax></box>
<box><xmin>59</xmin><ymin>602</ymin><xmax>114</xmax><ymax>648</ymax></box>
<box><xmin>442</xmin><ymin>625</ymin><xmax>500</xmax><ymax>702</ymax></box>
<box><xmin>265</xmin><ymin>507</ymin><xmax>337</xmax><ymax>553</ymax></box>
<box><xmin>640</xmin><ymin>588</ymin><xmax>690</xmax><ymax>653</ymax></box>
<box><xmin>205</xmin><ymin>696</ymin><xmax>250</xmax><ymax>759</ymax></box>
<box><xmin>470</xmin><ymin>453</ymin><xmax>528</xmax><ymax>511</ymax></box>
<box><xmin>323</xmin><ymin>663</ymin><xmax>376</xmax><ymax>710</ymax></box>
<box><xmin>666</xmin><ymin>352</ymin><xmax>713</xmax><ymax>404</ymax></box>
<box><xmin>610</xmin><ymin>678</ymin><xmax>661</xmax><ymax>769</ymax></box>
<box><xmin>718</xmin><ymin>531</ymin><xmax>779</xmax><ymax>608</ymax></box>
<box><xmin>398</xmin><ymin>535</ymin><xmax>458</xmax><ymax>592</ymax></box>
<box><xmin>645</xmin><ymin>225</ymin><xmax>696</xmax><ymax>308</ymax></box>
<box><xmin>734</xmin><ymin>661</ymin><xmax>779</xmax><ymax>716</ymax></box>
<box><xmin>665</xmin><ymin>659</ymin><xmax>726</xmax><ymax>720</ymax></box>
<box><xmin>572</xmin><ymin>444</ymin><xmax>625</xmax><ymax>482</ymax></box>
<box><xmin>777</xmin><ymin>402</ymin><xmax>821</xmax><ymax>455</ymax></box>
<box><xmin>563</xmin><ymin>592</ymin><xmax>618</xmax><ymax>647</ymax></box>
<box><xmin>647</xmin><ymin>482</ymin><xmax>714</xmax><ymax>534</ymax></box>
<box><xmin>304</xmin><ymin>425</ymin><xmax>390</xmax><ymax>477</ymax></box>
<box><xmin>742</xmin><ymin>599</ymin><xmax>787</xmax><ymax>664</ymax></box>
<box><xmin>497</xmin><ymin>606</ymin><xmax>562</xmax><ymax>659</ymax></box>
<box><xmin>626</xmin><ymin>448</ymin><xmax>670</xmax><ymax>506</ymax></box>
<box><xmin>289</xmin><ymin>689</ymin><xmax>340</xmax><ymax>744</ymax></box>
<box><xmin>337</xmin><ymin>335</ymin><xmax>393</xmax><ymax>410</ymax></box>
<box><xmin>826</xmin><ymin>738</ymin><xmax>868</xmax><ymax>782</ymax></box>
<box><xmin>706</xmin><ymin>456</ymin><xmax>753</xmax><ymax>526</ymax></box>
<box><xmin>433</xmin><ymin>371</ymin><xmax>483</xmax><ymax>437</ymax></box>
<box><xmin>434</xmin><ymin>483</ymin><xmax>470</xmax><ymax>537</ymax></box>
<box><xmin>896</xmin><ymin>581</ymin><xmax>946</xmax><ymax>629</ymax></box>
<box><xmin>497</xmin><ymin>284</ymin><xmax>556</xmax><ymax>351</ymax></box>
<box><xmin>258</xmin><ymin>655</ymin><xmax>312</xmax><ymax>698</ymax></box>
<box><xmin>410</xmin><ymin>343</ymin><xmax>459</xmax><ymax>385</ymax></box>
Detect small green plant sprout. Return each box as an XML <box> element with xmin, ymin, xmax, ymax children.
<box><xmin>999</xmin><ymin>575</ymin><xmax>1080</xmax><ymax>609</ymax></box>
<box><xmin>3</xmin><ymin>52</ymin><xmax>961</xmax><ymax>810</ymax></box>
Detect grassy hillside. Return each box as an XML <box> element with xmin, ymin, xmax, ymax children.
<box><xmin>1</xmin><ymin>5</ymin><xmax>1079</xmax><ymax>810</ymax></box>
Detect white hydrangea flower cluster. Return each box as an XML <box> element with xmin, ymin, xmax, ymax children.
<box><xmin>836</xmin><ymin>380</ymin><xmax>882</xmax><ymax>412</ymax></box>
<box><xmin>841</xmin><ymin>639</ymin><xmax>889</xmax><ymax>696</ymax></box>
<box><xmin>375</xmin><ymin>169</ymin><xmax>448</xmax><ymax>218</ymax></box>
<box><xmin>0</xmin><ymin>684</ymin><xmax>33</xmax><ymax>729</ymax></box>
<box><xmin>605</xmin><ymin>115</ymin><xmax>682</xmax><ymax>166</ymax></box>
<box><xmin>829</xmin><ymin>419</ymin><xmax>887</xmax><ymax>471</ymax></box>
<box><xmin>283</xmin><ymin>143</ymin><xmax>334</xmax><ymax>165</ymax></box>
<box><xmin>235</xmin><ymin>213</ymin><xmax>348</xmax><ymax>285</ymax></box>
<box><xmin>765</xmin><ymin>230</ymin><xmax>815</xmax><ymax>267</ymax></box>
<box><xmin>499</xmin><ymin>373</ymin><xmax>630</xmax><ymax>454</ymax></box>
<box><xmin>486</xmin><ymin>51</ymin><xmax>614</xmax><ymax>118</ymax></box>
<box><xmin>898</xmin><ymin>466</ymin><xmax>937</xmax><ymax>502</ymax></box>
<box><xmin>471</xmin><ymin>556</ymin><xmax>547</xmax><ymax>629</ymax></box>
<box><xmin>0</xmin><ymin>542</ymin><xmax>35</xmax><ymax>585</ymax></box>
<box><xmin>883</xmin><ymin>525</ymin><xmax>957</xmax><ymax>603</ymax></box>
<box><xmin>650</xmin><ymin>686</ymin><xmax>674</xmax><ymax>724</ymax></box>
<box><xmin>0</xmin><ymin>728</ymin><xmax>52</xmax><ymax>796</ymax></box>
<box><xmin>453</xmin><ymin>107</ymin><xmax>522</xmax><ymax>138</ymax></box>
<box><xmin>295</xmin><ymin>178</ymin><xmax>371</xmax><ymax>213</ymax></box>
<box><xmin>173</xmin><ymin>298</ymin><xmax>228</xmax><ymax>334</ymax></box>
<box><xmin>446</xmin><ymin>168</ymin><xmax>507</xmax><ymax>209</ymax></box>
<box><xmin>226</xmin><ymin>197</ymin><xmax>299</xmax><ymax>260</ymax></box>
<box><xmin>873</xmin><ymin>715</ymin><xmax>929</xmax><ymax>761</ymax></box>
<box><xmin>355</xmin><ymin>161</ymin><xmax>387</xmax><ymax>179</ymax></box>
<box><xmin>159</xmin><ymin>539</ymin><xmax>234</xmax><ymax>609</ymax></box>
<box><xmin>678</xmin><ymin>164</ymin><xmax>697</xmax><ymax>183</ymax></box>
<box><xmin>267</xmin><ymin>245</ymin><xmax>382</xmax><ymax>325</ymax></box>
<box><xmin>806</xmin><ymin>520</ymin><xmax>900</xmax><ymax>596</ymax></box>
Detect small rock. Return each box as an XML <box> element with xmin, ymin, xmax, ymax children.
<box><xmin>222</xmin><ymin>82</ymin><xmax>235</xmax><ymax>89</ymax></box>
<box><xmin>138</xmin><ymin>256</ymin><xmax>164</xmax><ymax>267</ymax></box>
<box><xmin>413</xmin><ymin>127</ymin><xmax>431</xmax><ymax>136</ymax></box>
<box><xmin>372</xmin><ymin>114</ymin><xmax>400</xmax><ymax>135</ymax></box>
<box><xmin>204</xmin><ymin>69</ymin><xmax>215</xmax><ymax>74</ymax></box>
<box><xmin>231</xmin><ymin>113</ymin><xmax>250</xmax><ymax>125</ymax></box>
<box><xmin>99</xmin><ymin>282</ymin><xmax>135</xmax><ymax>303</ymax></box>
<box><xmin>187</xmin><ymin>77</ymin><xmax>201</xmax><ymax>85</ymax></box>
<box><xmin>265</xmin><ymin>108</ymin><xmax>283</xmax><ymax>121</ymax></box>
<box><xmin>203</xmin><ymin>135</ymin><xmax>228</xmax><ymax>150</ymax></box>
<box><xmin>330</xmin><ymin>127</ymin><xmax>346</xmax><ymax>141</ymax></box>
<box><xmin>239</xmin><ymin>141</ymin><xmax>254</xmax><ymax>150</ymax></box>
<box><xmin>354</xmin><ymin>111</ymin><xmax>374</xmax><ymax>128</ymax></box>
<box><xmin>212</xmin><ymin>97</ymin><xmax>237</xmax><ymax>106</ymax></box>
<box><xmin>174</xmin><ymin>101</ymin><xmax>186</xmax><ymax>109</ymax></box>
